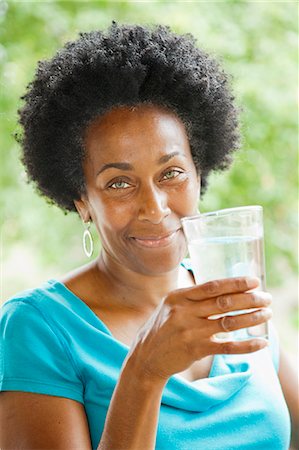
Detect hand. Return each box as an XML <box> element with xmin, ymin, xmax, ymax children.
<box><xmin>126</xmin><ymin>277</ymin><xmax>272</xmax><ymax>383</ymax></box>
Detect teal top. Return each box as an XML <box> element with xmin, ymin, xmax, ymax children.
<box><xmin>1</xmin><ymin>276</ymin><xmax>290</xmax><ymax>449</ymax></box>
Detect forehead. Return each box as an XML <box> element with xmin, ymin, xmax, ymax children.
<box><xmin>84</xmin><ymin>104</ymin><xmax>191</xmax><ymax>165</ymax></box>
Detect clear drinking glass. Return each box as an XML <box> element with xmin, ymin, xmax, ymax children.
<box><xmin>181</xmin><ymin>206</ymin><xmax>269</xmax><ymax>341</ymax></box>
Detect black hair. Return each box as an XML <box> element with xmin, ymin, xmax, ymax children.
<box><xmin>18</xmin><ymin>22</ymin><xmax>240</xmax><ymax>214</ymax></box>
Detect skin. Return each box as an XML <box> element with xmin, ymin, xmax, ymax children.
<box><xmin>79</xmin><ymin>104</ymin><xmax>200</xmax><ymax>279</ymax></box>
<box><xmin>0</xmin><ymin>104</ymin><xmax>297</xmax><ymax>449</ymax></box>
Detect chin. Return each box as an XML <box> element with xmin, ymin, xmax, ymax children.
<box><xmin>129</xmin><ymin>242</ymin><xmax>188</xmax><ymax>276</ymax></box>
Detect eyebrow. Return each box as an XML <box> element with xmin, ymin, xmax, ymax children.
<box><xmin>96</xmin><ymin>151</ymin><xmax>184</xmax><ymax>176</ymax></box>
<box><xmin>97</xmin><ymin>162</ymin><xmax>133</xmax><ymax>176</ymax></box>
<box><xmin>158</xmin><ymin>151</ymin><xmax>182</xmax><ymax>164</ymax></box>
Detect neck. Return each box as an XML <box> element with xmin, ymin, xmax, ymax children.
<box><xmin>93</xmin><ymin>251</ymin><xmax>187</xmax><ymax>313</ymax></box>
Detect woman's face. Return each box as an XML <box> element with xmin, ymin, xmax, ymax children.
<box><xmin>75</xmin><ymin>104</ymin><xmax>200</xmax><ymax>275</ymax></box>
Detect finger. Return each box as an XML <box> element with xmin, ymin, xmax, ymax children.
<box><xmin>209</xmin><ymin>338</ymin><xmax>269</xmax><ymax>355</ymax></box>
<box><xmin>183</xmin><ymin>277</ymin><xmax>260</xmax><ymax>302</ymax></box>
<box><xmin>211</xmin><ymin>308</ymin><xmax>272</xmax><ymax>334</ymax></box>
<box><xmin>189</xmin><ymin>291</ymin><xmax>272</xmax><ymax>318</ymax></box>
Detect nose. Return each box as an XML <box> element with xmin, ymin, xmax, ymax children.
<box><xmin>137</xmin><ymin>184</ymin><xmax>171</xmax><ymax>224</ymax></box>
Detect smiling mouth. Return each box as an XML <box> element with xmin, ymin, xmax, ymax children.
<box><xmin>130</xmin><ymin>230</ymin><xmax>181</xmax><ymax>248</ymax></box>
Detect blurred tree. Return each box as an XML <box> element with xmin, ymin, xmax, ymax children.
<box><xmin>1</xmin><ymin>0</ymin><xmax>297</xmax><ymax>304</ymax></box>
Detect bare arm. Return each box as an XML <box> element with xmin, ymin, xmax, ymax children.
<box><xmin>278</xmin><ymin>348</ymin><xmax>299</xmax><ymax>449</ymax></box>
<box><xmin>0</xmin><ymin>353</ymin><xmax>169</xmax><ymax>450</ymax></box>
<box><xmin>0</xmin><ymin>372</ymin><xmax>165</xmax><ymax>450</ymax></box>
<box><xmin>97</xmin><ymin>360</ymin><xmax>166</xmax><ymax>450</ymax></box>
<box><xmin>0</xmin><ymin>392</ymin><xmax>92</xmax><ymax>450</ymax></box>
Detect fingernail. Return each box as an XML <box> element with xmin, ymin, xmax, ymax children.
<box><xmin>246</xmin><ymin>277</ymin><xmax>260</xmax><ymax>289</ymax></box>
<box><xmin>264</xmin><ymin>307</ymin><xmax>273</xmax><ymax>318</ymax></box>
<box><xmin>259</xmin><ymin>338</ymin><xmax>269</xmax><ymax>347</ymax></box>
<box><xmin>254</xmin><ymin>338</ymin><xmax>268</xmax><ymax>348</ymax></box>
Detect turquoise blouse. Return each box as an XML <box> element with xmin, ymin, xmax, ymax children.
<box><xmin>1</xmin><ymin>277</ymin><xmax>290</xmax><ymax>449</ymax></box>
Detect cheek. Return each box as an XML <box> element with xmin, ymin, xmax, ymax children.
<box><xmin>186</xmin><ymin>178</ymin><xmax>200</xmax><ymax>200</ymax></box>
<box><xmin>171</xmin><ymin>178</ymin><xmax>199</xmax><ymax>214</ymax></box>
<box><xmin>91</xmin><ymin>196</ymin><xmax>134</xmax><ymax>236</ymax></box>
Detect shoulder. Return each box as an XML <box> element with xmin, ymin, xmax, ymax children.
<box><xmin>1</xmin><ymin>281</ymin><xmax>84</xmax><ymax>402</ymax></box>
<box><xmin>2</xmin><ymin>279</ymin><xmax>74</xmax><ymax>324</ymax></box>
<box><xmin>2</xmin><ymin>281</ymin><xmax>58</xmax><ymax>320</ymax></box>
<box><xmin>1</xmin><ymin>279</ymin><xmax>84</xmax><ymax>353</ymax></box>
<box><xmin>1</xmin><ymin>279</ymin><xmax>71</xmax><ymax>346</ymax></box>
<box><xmin>2</xmin><ymin>272</ymin><xmax>94</xmax><ymax>319</ymax></box>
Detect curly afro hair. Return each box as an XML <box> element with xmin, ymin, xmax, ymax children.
<box><xmin>18</xmin><ymin>22</ymin><xmax>240</xmax><ymax>214</ymax></box>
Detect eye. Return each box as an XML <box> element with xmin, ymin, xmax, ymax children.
<box><xmin>161</xmin><ymin>169</ymin><xmax>183</xmax><ymax>181</ymax></box>
<box><xmin>108</xmin><ymin>179</ymin><xmax>131</xmax><ymax>190</ymax></box>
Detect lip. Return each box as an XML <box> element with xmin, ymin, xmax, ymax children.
<box><xmin>130</xmin><ymin>229</ymin><xmax>181</xmax><ymax>248</ymax></box>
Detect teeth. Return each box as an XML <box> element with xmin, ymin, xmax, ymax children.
<box><xmin>132</xmin><ymin>231</ymin><xmax>177</xmax><ymax>247</ymax></box>
<box><xmin>135</xmin><ymin>232</ymin><xmax>174</xmax><ymax>240</ymax></box>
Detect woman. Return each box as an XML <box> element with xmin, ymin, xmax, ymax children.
<box><xmin>1</xmin><ymin>23</ymin><xmax>297</xmax><ymax>449</ymax></box>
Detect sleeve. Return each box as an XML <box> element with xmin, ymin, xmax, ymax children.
<box><xmin>268</xmin><ymin>319</ymin><xmax>280</xmax><ymax>372</ymax></box>
<box><xmin>0</xmin><ymin>299</ymin><xmax>84</xmax><ymax>403</ymax></box>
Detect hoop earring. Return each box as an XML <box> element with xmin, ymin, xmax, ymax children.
<box><xmin>83</xmin><ymin>221</ymin><xmax>93</xmax><ymax>258</ymax></box>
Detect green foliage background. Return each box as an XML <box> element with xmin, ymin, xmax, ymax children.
<box><xmin>1</xmin><ymin>0</ymin><xmax>298</xmax><ymax>310</ymax></box>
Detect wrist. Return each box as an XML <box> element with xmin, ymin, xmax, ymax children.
<box><xmin>121</xmin><ymin>353</ymin><xmax>168</xmax><ymax>392</ymax></box>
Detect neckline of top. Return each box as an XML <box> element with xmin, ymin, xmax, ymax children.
<box><xmin>45</xmin><ymin>277</ymin><xmax>219</xmax><ymax>383</ymax></box>
<box><xmin>46</xmin><ymin>278</ymin><xmax>115</xmax><ymax>339</ymax></box>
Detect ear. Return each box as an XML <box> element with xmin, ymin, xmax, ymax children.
<box><xmin>74</xmin><ymin>198</ymin><xmax>91</xmax><ymax>223</ymax></box>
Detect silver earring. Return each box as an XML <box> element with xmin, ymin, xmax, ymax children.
<box><xmin>83</xmin><ymin>221</ymin><xmax>93</xmax><ymax>258</ymax></box>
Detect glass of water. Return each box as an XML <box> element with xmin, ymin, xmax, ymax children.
<box><xmin>181</xmin><ymin>206</ymin><xmax>269</xmax><ymax>341</ymax></box>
